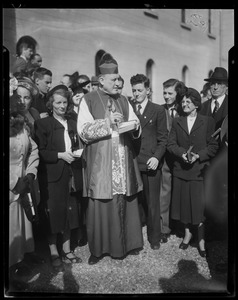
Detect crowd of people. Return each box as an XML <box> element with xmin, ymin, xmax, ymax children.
<box><xmin>8</xmin><ymin>35</ymin><xmax>228</xmax><ymax>290</ymax></box>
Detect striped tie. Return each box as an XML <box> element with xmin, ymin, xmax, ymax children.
<box><xmin>137</xmin><ymin>104</ymin><xmax>142</xmax><ymax>116</ymax></box>
<box><xmin>212</xmin><ymin>100</ymin><xmax>219</xmax><ymax>115</ymax></box>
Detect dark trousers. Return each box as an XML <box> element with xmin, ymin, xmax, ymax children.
<box><xmin>159</xmin><ymin>160</ymin><xmax>172</xmax><ymax>234</ymax></box>
<box><xmin>139</xmin><ymin>169</ymin><xmax>162</xmax><ymax>246</ymax></box>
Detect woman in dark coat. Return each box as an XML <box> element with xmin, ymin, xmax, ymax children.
<box><xmin>34</xmin><ymin>85</ymin><xmax>82</xmax><ymax>269</ymax></box>
<box><xmin>67</xmin><ymin>81</ymin><xmax>88</xmax><ymax>247</ymax></box>
<box><xmin>167</xmin><ymin>87</ymin><xmax>218</xmax><ymax>257</ymax></box>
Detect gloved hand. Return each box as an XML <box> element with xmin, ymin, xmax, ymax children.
<box><xmin>25</xmin><ymin>173</ymin><xmax>35</xmax><ymax>184</ymax></box>
<box><xmin>12</xmin><ymin>173</ymin><xmax>35</xmax><ymax>195</ymax></box>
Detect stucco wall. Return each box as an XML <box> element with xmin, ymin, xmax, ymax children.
<box><xmin>3</xmin><ymin>8</ymin><xmax>234</xmax><ymax>104</ymax></box>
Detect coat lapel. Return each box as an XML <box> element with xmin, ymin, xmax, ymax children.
<box><xmin>177</xmin><ymin>114</ymin><xmax>204</xmax><ymax>135</ymax></box>
<box><xmin>177</xmin><ymin>117</ymin><xmax>189</xmax><ymax>135</ymax></box>
<box><xmin>140</xmin><ymin>101</ymin><xmax>155</xmax><ymax>128</ymax></box>
<box><xmin>190</xmin><ymin>114</ymin><xmax>204</xmax><ymax>133</ymax></box>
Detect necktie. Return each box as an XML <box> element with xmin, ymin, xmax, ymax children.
<box><xmin>137</xmin><ymin>104</ymin><xmax>142</xmax><ymax>116</ymax></box>
<box><xmin>170</xmin><ymin>108</ymin><xmax>175</xmax><ymax>118</ymax></box>
<box><xmin>212</xmin><ymin>100</ymin><xmax>219</xmax><ymax>115</ymax></box>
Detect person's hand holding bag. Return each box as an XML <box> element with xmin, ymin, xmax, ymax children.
<box><xmin>12</xmin><ymin>173</ymin><xmax>35</xmax><ymax>195</ymax></box>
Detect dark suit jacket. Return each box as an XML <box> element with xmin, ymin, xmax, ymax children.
<box><xmin>132</xmin><ymin>101</ymin><xmax>168</xmax><ymax>171</ymax></box>
<box><xmin>12</xmin><ymin>57</ymin><xmax>28</xmax><ymax>75</ymax></box>
<box><xmin>161</xmin><ymin>103</ymin><xmax>181</xmax><ymax>170</ymax></box>
<box><xmin>167</xmin><ymin>114</ymin><xmax>219</xmax><ymax>181</ymax></box>
<box><xmin>34</xmin><ymin>116</ymin><xmax>80</xmax><ymax>183</ymax></box>
<box><xmin>200</xmin><ymin>95</ymin><xmax>228</xmax><ymax>131</ymax></box>
<box><xmin>161</xmin><ymin>103</ymin><xmax>181</xmax><ymax>132</ymax></box>
<box><xmin>31</xmin><ymin>93</ymin><xmax>49</xmax><ymax>114</ymax></box>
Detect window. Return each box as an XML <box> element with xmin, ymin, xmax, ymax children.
<box><xmin>144</xmin><ymin>9</ymin><xmax>159</xmax><ymax>19</ymax></box>
<box><xmin>181</xmin><ymin>9</ymin><xmax>186</xmax><ymax>23</ymax></box>
<box><xmin>182</xmin><ymin>66</ymin><xmax>189</xmax><ymax>86</ymax></box>
<box><xmin>180</xmin><ymin>9</ymin><xmax>191</xmax><ymax>31</ymax></box>
<box><xmin>208</xmin><ymin>9</ymin><xmax>216</xmax><ymax>39</ymax></box>
<box><xmin>208</xmin><ymin>9</ymin><xmax>212</xmax><ymax>34</ymax></box>
<box><xmin>146</xmin><ymin>59</ymin><xmax>155</xmax><ymax>102</ymax></box>
<box><xmin>95</xmin><ymin>50</ymin><xmax>106</xmax><ymax>76</ymax></box>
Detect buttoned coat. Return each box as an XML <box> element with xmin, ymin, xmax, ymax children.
<box><xmin>9</xmin><ymin>127</ymin><xmax>39</xmax><ymax>267</ymax></box>
<box><xmin>10</xmin><ymin>128</ymin><xmax>39</xmax><ymax>203</ymax></box>
<box><xmin>167</xmin><ymin>114</ymin><xmax>219</xmax><ymax>181</ymax></box>
<box><xmin>34</xmin><ymin>116</ymin><xmax>81</xmax><ymax>233</ymax></box>
<box><xmin>34</xmin><ymin>116</ymin><xmax>79</xmax><ymax>183</ymax></box>
<box><xmin>133</xmin><ymin>101</ymin><xmax>168</xmax><ymax>171</ymax></box>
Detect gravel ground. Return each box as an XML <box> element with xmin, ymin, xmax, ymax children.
<box><xmin>5</xmin><ymin>225</ymin><xmax>232</xmax><ymax>296</ymax></box>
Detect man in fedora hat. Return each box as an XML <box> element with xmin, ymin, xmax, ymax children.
<box><xmin>200</xmin><ymin>67</ymin><xmax>228</xmax><ymax>136</ymax></box>
<box><xmin>90</xmin><ymin>75</ymin><xmax>99</xmax><ymax>91</ymax></box>
<box><xmin>77</xmin><ymin>53</ymin><xmax>143</xmax><ymax>265</ymax></box>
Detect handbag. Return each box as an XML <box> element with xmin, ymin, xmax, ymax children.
<box><xmin>20</xmin><ymin>180</ymin><xmax>39</xmax><ymax>223</ymax></box>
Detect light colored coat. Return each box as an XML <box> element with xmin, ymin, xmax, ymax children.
<box><xmin>9</xmin><ymin>127</ymin><xmax>39</xmax><ymax>203</ymax></box>
<box><xmin>9</xmin><ymin>127</ymin><xmax>39</xmax><ymax>267</ymax></box>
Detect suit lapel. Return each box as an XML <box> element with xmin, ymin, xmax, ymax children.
<box><xmin>190</xmin><ymin>114</ymin><xmax>204</xmax><ymax>133</ymax></box>
<box><xmin>215</xmin><ymin>95</ymin><xmax>228</xmax><ymax>120</ymax></box>
<box><xmin>177</xmin><ymin>117</ymin><xmax>189</xmax><ymax>135</ymax></box>
<box><xmin>178</xmin><ymin>114</ymin><xmax>204</xmax><ymax>135</ymax></box>
<box><xmin>140</xmin><ymin>101</ymin><xmax>155</xmax><ymax>128</ymax></box>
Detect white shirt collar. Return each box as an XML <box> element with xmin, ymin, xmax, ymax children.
<box><xmin>137</xmin><ymin>98</ymin><xmax>148</xmax><ymax>113</ymax></box>
<box><xmin>213</xmin><ymin>94</ymin><xmax>226</xmax><ymax>104</ymax></box>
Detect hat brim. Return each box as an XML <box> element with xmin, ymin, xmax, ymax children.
<box><xmin>204</xmin><ymin>78</ymin><xmax>228</xmax><ymax>82</ymax></box>
<box><xmin>47</xmin><ymin>84</ymin><xmax>69</xmax><ymax>99</ymax></box>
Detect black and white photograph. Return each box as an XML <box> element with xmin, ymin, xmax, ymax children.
<box><xmin>3</xmin><ymin>5</ymin><xmax>235</xmax><ymax>297</ymax></box>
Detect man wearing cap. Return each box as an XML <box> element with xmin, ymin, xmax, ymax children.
<box><xmin>200</xmin><ymin>67</ymin><xmax>228</xmax><ymax>135</ymax></box>
<box><xmin>77</xmin><ymin>53</ymin><xmax>143</xmax><ymax>265</ymax></box>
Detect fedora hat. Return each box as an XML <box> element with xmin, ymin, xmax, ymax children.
<box><xmin>91</xmin><ymin>76</ymin><xmax>99</xmax><ymax>85</ymax></box>
<box><xmin>204</xmin><ymin>67</ymin><xmax>228</xmax><ymax>83</ymax></box>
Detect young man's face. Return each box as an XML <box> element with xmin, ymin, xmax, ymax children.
<box><xmin>163</xmin><ymin>86</ymin><xmax>177</xmax><ymax>106</ymax></box>
<box><xmin>22</xmin><ymin>46</ymin><xmax>34</xmax><ymax>61</ymax></box>
<box><xmin>31</xmin><ymin>55</ymin><xmax>42</xmax><ymax>68</ymax></box>
<box><xmin>131</xmin><ymin>82</ymin><xmax>149</xmax><ymax>103</ymax></box>
<box><xmin>35</xmin><ymin>75</ymin><xmax>52</xmax><ymax>94</ymax></box>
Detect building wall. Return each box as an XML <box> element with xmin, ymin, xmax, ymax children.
<box><xmin>3</xmin><ymin>8</ymin><xmax>234</xmax><ymax>104</ymax></box>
